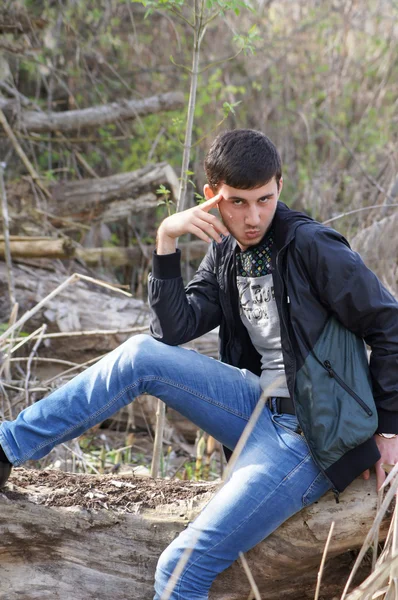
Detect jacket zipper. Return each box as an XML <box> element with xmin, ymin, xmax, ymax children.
<box><xmin>322</xmin><ymin>360</ymin><xmax>373</xmax><ymax>417</ymax></box>
<box><xmin>276</xmin><ymin>247</ymin><xmax>340</xmax><ymax>503</ymax></box>
<box><xmin>218</xmin><ymin>246</ymin><xmax>238</xmax><ymax>362</ymax></box>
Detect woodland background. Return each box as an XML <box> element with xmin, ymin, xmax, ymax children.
<box><xmin>0</xmin><ymin>0</ymin><xmax>398</xmax><ymax>478</ymax></box>
<box><xmin>1</xmin><ymin>2</ymin><xmax>398</xmax><ymax>599</ymax></box>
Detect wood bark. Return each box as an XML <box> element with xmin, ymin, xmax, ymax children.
<box><xmin>0</xmin><ymin>238</ymin><xmax>208</xmax><ymax>267</ymax></box>
<box><xmin>0</xmin><ymin>469</ymin><xmax>388</xmax><ymax>600</ymax></box>
<box><xmin>0</xmin><ymin>237</ymin><xmax>75</xmax><ymax>259</ymax></box>
<box><xmin>49</xmin><ymin>162</ymin><xmax>179</xmax><ymax>218</ymax></box>
<box><xmin>0</xmin><ymin>92</ymin><xmax>184</xmax><ymax>133</ymax></box>
<box><xmin>99</xmin><ymin>192</ymin><xmax>159</xmax><ymax>221</ymax></box>
<box><xmin>0</xmin><ymin>261</ymin><xmax>150</xmax><ymax>361</ymax></box>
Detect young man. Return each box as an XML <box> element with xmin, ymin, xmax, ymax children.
<box><xmin>1</xmin><ymin>129</ymin><xmax>398</xmax><ymax>599</ymax></box>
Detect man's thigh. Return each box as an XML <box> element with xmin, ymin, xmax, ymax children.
<box><xmin>133</xmin><ymin>336</ymin><xmax>262</xmax><ymax>450</ymax></box>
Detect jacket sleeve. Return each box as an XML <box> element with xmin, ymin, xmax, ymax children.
<box><xmin>148</xmin><ymin>244</ymin><xmax>222</xmax><ymax>346</ymax></box>
<box><xmin>301</xmin><ymin>226</ymin><xmax>398</xmax><ymax>433</ymax></box>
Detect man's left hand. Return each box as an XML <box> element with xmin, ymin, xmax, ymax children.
<box><xmin>362</xmin><ymin>435</ymin><xmax>398</xmax><ymax>490</ymax></box>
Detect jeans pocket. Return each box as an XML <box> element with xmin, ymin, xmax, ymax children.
<box><xmin>271</xmin><ymin>413</ymin><xmax>303</xmax><ymax>441</ymax></box>
<box><xmin>302</xmin><ymin>471</ymin><xmax>331</xmax><ymax>507</ymax></box>
<box><xmin>271</xmin><ymin>413</ymin><xmax>310</xmax><ymax>459</ymax></box>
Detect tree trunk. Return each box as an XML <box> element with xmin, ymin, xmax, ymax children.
<box><xmin>0</xmin><ymin>468</ymin><xmax>387</xmax><ymax>600</ymax></box>
<box><xmin>0</xmin><ymin>92</ymin><xmax>184</xmax><ymax>133</ymax></box>
<box><xmin>0</xmin><ymin>238</ymin><xmax>207</xmax><ymax>266</ymax></box>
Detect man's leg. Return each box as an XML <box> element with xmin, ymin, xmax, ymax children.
<box><xmin>0</xmin><ymin>334</ymin><xmax>331</xmax><ymax>597</ymax></box>
<box><xmin>154</xmin><ymin>403</ymin><xmax>331</xmax><ymax>600</ymax></box>
<box><xmin>0</xmin><ymin>334</ymin><xmax>262</xmax><ymax>464</ymax></box>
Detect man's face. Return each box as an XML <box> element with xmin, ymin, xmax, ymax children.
<box><xmin>204</xmin><ymin>177</ymin><xmax>282</xmax><ymax>251</ymax></box>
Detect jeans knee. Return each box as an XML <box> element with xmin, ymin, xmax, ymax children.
<box><xmin>154</xmin><ymin>545</ymin><xmax>179</xmax><ymax>598</ymax></box>
<box><xmin>126</xmin><ymin>332</ymin><xmax>154</xmax><ymax>351</ymax></box>
<box><xmin>119</xmin><ymin>333</ymin><xmax>157</xmax><ymax>365</ymax></box>
<box><xmin>154</xmin><ymin>537</ymin><xmax>212</xmax><ymax>600</ymax></box>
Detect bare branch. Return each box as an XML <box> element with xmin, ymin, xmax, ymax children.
<box><xmin>0</xmin><ymin>92</ymin><xmax>184</xmax><ymax>133</ymax></box>
<box><xmin>322</xmin><ymin>204</ymin><xmax>398</xmax><ymax>225</ymax></box>
<box><xmin>0</xmin><ymin>162</ymin><xmax>16</xmax><ymax>305</ymax></box>
<box><xmin>314</xmin><ymin>521</ymin><xmax>335</xmax><ymax>600</ymax></box>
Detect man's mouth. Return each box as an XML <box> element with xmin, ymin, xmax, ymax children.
<box><xmin>245</xmin><ymin>230</ymin><xmax>261</xmax><ymax>237</ymax></box>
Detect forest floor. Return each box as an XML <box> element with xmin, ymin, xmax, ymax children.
<box><xmin>4</xmin><ymin>466</ymin><xmax>214</xmax><ymax>512</ymax></box>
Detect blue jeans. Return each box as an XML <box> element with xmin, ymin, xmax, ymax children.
<box><xmin>0</xmin><ymin>334</ymin><xmax>331</xmax><ymax>599</ymax></box>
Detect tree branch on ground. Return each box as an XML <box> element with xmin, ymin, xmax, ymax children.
<box><xmin>0</xmin><ymin>92</ymin><xmax>184</xmax><ymax>133</ymax></box>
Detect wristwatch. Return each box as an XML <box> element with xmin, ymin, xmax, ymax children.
<box><xmin>378</xmin><ymin>433</ymin><xmax>398</xmax><ymax>439</ymax></box>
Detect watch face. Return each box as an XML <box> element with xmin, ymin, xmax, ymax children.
<box><xmin>380</xmin><ymin>433</ymin><xmax>397</xmax><ymax>439</ymax></box>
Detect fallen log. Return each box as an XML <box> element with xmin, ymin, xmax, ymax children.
<box><xmin>0</xmin><ymin>238</ymin><xmax>208</xmax><ymax>266</ymax></box>
<box><xmin>0</xmin><ymin>237</ymin><xmax>75</xmax><ymax>259</ymax></box>
<box><xmin>0</xmin><ymin>468</ymin><xmax>388</xmax><ymax>600</ymax></box>
<box><xmin>0</xmin><ymin>91</ymin><xmax>184</xmax><ymax>133</ymax></box>
<box><xmin>99</xmin><ymin>192</ymin><xmax>159</xmax><ymax>221</ymax></box>
<box><xmin>49</xmin><ymin>162</ymin><xmax>179</xmax><ymax>218</ymax></box>
<box><xmin>6</xmin><ymin>164</ymin><xmax>179</xmax><ymax>232</ymax></box>
<box><xmin>0</xmin><ymin>259</ymin><xmax>218</xmax><ymax>363</ymax></box>
<box><xmin>0</xmin><ymin>261</ymin><xmax>150</xmax><ymax>361</ymax></box>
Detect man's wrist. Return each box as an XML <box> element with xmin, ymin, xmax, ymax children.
<box><xmin>152</xmin><ymin>248</ymin><xmax>181</xmax><ymax>279</ymax></box>
<box><xmin>156</xmin><ymin>227</ymin><xmax>177</xmax><ymax>255</ymax></box>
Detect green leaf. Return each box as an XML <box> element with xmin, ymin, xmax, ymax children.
<box><xmin>195</xmin><ymin>193</ymin><xmax>206</xmax><ymax>204</ymax></box>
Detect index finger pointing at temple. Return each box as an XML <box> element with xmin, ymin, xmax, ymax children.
<box><xmin>200</xmin><ymin>194</ymin><xmax>223</xmax><ymax>211</ymax></box>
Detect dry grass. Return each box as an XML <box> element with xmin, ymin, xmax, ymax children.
<box><xmin>341</xmin><ymin>466</ymin><xmax>398</xmax><ymax>600</ymax></box>
<box><xmin>351</xmin><ymin>213</ymin><xmax>398</xmax><ymax>297</ymax></box>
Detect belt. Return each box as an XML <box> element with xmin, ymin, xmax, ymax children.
<box><xmin>271</xmin><ymin>396</ymin><xmax>296</xmax><ymax>415</ymax></box>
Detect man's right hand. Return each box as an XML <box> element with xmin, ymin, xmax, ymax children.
<box><xmin>157</xmin><ymin>194</ymin><xmax>229</xmax><ymax>255</ymax></box>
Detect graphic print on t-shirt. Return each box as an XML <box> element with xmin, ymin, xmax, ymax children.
<box><xmin>238</xmin><ymin>278</ymin><xmax>275</xmax><ymax>325</ymax></box>
<box><xmin>237</xmin><ymin>272</ymin><xmax>289</xmax><ymax>396</ymax></box>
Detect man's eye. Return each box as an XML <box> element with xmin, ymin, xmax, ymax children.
<box><xmin>233</xmin><ymin>199</ymin><xmax>243</xmax><ymax>205</ymax></box>
<box><xmin>259</xmin><ymin>197</ymin><xmax>270</xmax><ymax>203</ymax></box>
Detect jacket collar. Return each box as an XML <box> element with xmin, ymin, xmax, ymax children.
<box><xmin>271</xmin><ymin>201</ymin><xmax>314</xmax><ymax>250</ymax></box>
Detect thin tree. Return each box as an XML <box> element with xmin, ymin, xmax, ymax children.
<box><xmin>139</xmin><ymin>0</ymin><xmax>258</xmax><ymax>477</ymax></box>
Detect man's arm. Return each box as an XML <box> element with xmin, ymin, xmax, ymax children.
<box><xmin>148</xmin><ymin>195</ymin><xmax>229</xmax><ymax>346</ymax></box>
<box><xmin>299</xmin><ymin>225</ymin><xmax>398</xmax><ymax>489</ymax></box>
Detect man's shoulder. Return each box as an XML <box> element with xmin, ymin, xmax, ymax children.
<box><xmin>275</xmin><ymin>202</ymin><xmax>350</xmax><ymax>249</ymax></box>
<box><xmin>294</xmin><ymin>220</ymin><xmax>350</xmax><ymax>250</ymax></box>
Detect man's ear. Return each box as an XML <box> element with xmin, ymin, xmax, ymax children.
<box><xmin>203</xmin><ymin>184</ymin><xmax>215</xmax><ymax>200</ymax></box>
<box><xmin>277</xmin><ymin>177</ymin><xmax>283</xmax><ymax>197</ymax></box>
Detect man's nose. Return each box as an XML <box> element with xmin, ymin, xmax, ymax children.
<box><xmin>245</xmin><ymin>205</ymin><xmax>261</xmax><ymax>226</ymax></box>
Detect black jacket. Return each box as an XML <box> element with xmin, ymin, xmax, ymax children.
<box><xmin>149</xmin><ymin>202</ymin><xmax>398</xmax><ymax>492</ymax></box>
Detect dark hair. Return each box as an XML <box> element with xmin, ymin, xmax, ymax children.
<box><xmin>204</xmin><ymin>129</ymin><xmax>282</xmax><ymax>191</ymax></box>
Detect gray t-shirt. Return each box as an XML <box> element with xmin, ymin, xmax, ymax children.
<box><xmin>236</xmin><ymin>233</ymin><xmax>289</xmax><ymax>397</ymax></box>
